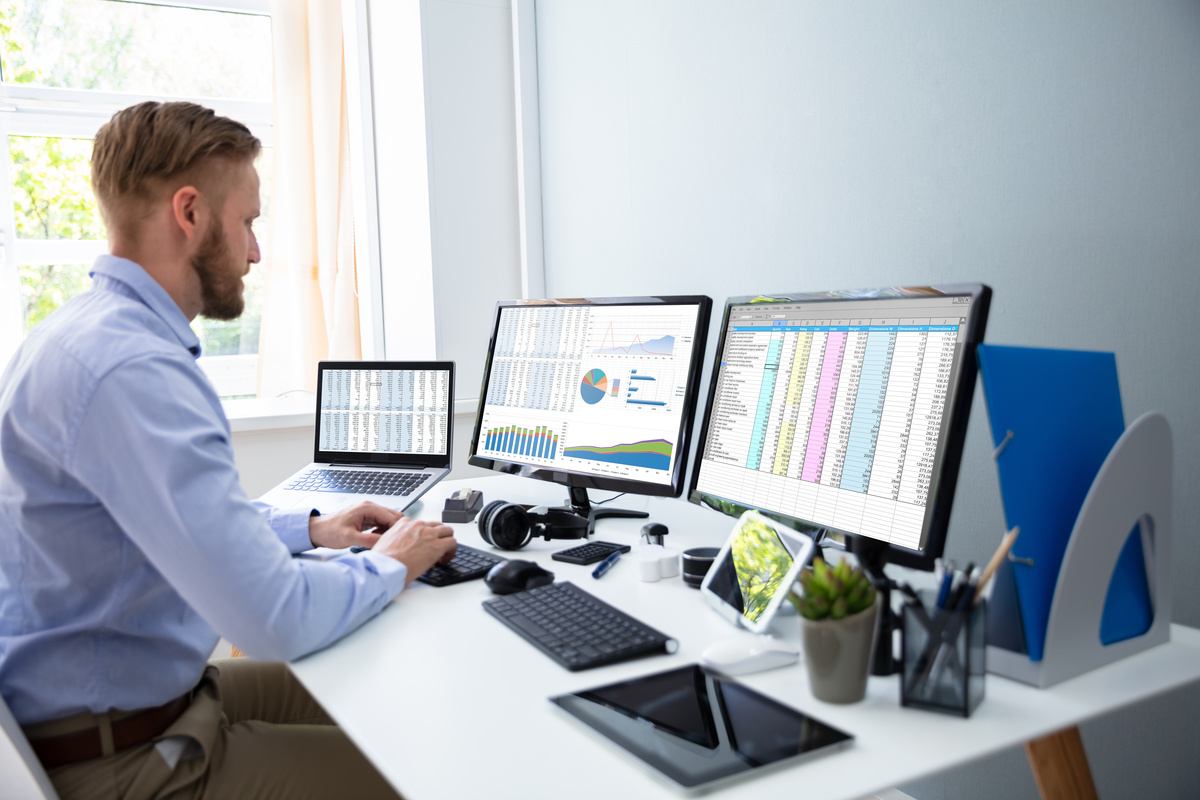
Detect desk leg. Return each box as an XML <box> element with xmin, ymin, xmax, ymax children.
<box><xmin>1024</xmin><ymin>726</ymin><xmax>1098</xmax><ymax>800</ymax></box>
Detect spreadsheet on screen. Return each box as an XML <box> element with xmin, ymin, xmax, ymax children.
<box><xmin>694</xmin><ymin>295</ymin><xmax>972</xmax><ymax>551</ymax></box>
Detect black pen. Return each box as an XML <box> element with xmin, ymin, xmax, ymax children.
<box><xmin>592</xmin><ymin>550</ymin><xmax>623</xmax><ymax>579</ymax></box>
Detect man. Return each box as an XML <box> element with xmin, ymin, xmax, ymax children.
<box><xmin>0</xmin><ymin>101</ymin><xmax>456</xmax><ymax>798</ymax></box>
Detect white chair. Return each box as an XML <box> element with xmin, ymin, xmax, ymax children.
<box><xmin>0</xmin><ymin>693</ymin><xmax>58</xmax><ymax>799</ymax></box>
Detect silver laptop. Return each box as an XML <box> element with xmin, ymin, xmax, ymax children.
<box><xmin>261</xmin><ymin>361</ymin><xmax>453</xmax><ymax>514</ymax></box>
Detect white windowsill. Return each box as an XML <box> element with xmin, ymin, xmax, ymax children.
<box><xmin>223</xmin><ymin>395</ymin><xmax>315</xmax><ymax>433</ymax></box>
<box><xmin>221</xmin><ymin>395</ymin><xmax>480</xmax><ymax>433</ymax></box>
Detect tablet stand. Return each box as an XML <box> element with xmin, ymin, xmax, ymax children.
<box><xmin>988</xmin><ymin>412</ymin><xmax>1172</xmax><ymax>687</ymax></box>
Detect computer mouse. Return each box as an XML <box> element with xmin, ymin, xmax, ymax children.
<box><xmin>484</xmin><ymin>559</ymin><xmax>555</xmax><ymax>595</ymax></box>
<box><xmin>700</xmin><ymin>637</ymin><xmax>800</xmax><ymax>676</ymax></box>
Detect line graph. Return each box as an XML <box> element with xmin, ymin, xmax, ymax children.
<box><xmin>593</xmin><ymin>332</ymin><xmax>675</xmax><ymax>357</ymax></box>
<box><xmin>589</xmin><ymin>313</ymin><xmax>682</xmax><ymax>359</ymax></box>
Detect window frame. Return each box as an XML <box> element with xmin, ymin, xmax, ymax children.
<box><xmin>0</xmin><ymin>0</ymin><xmax>274</xmax><ymax>395</ymax></box>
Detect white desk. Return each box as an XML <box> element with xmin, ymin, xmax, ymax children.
<box><xmin>289</xmin><ymin>475</ymin><xmax>1200</xmax><ymax>799</ymax></box>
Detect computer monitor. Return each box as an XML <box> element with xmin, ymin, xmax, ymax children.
<box><xmin>688</xmin><ymin>285</ymin><xmax>990</xmax><ymax>670</ymax></box>
<box><xmin>470</xmin><ymin>296</ymin><xmax>713</xmax><ymax>531</ymax></box>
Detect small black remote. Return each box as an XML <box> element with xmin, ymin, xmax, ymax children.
<box><xmin>552</xmin><ymin>540</ymin><xmax>632</xmax><ymax>566</ymax></box>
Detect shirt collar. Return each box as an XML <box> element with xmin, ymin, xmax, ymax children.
<box><xmin>90</xmin><ymin>255</ymin><xmax>203</xmax><ymax>358</ymax></box>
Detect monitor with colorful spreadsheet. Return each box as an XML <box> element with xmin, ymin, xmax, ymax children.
<box><xmin>689</xmin><ymin>286</ymin><xmax>991</xmax><ymax>570</ymax></box>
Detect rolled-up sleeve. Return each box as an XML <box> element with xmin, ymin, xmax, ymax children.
<box><xmin>68</xmin><ymin>354</ymin><xmax>407</xmax><ymax>661</ymax></box>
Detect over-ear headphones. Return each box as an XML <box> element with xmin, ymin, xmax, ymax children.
<box><xmin>477</xmin><ymin>500</ymin><xmax>590</xmax><ymax>551</ymax></box>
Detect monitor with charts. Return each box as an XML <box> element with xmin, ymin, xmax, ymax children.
<box><xmin>689</xmin><ymin>286</ymin><xmax>991</xmax><ymax>572</ymax></box>
<box><xmin>469</xmin><ymin>296</ymin><xmax>711</xmax><ymax>528</ymax></box>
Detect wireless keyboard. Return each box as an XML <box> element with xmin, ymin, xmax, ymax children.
<box><xmin>418</xmin><ymin>544</ymin><xmax>505</xmax><ymax>587</ymax></box>
<box><xmin>482</xmin><ymin>581</ymin><xmax>678</xmax><ymax>671</ymax></box>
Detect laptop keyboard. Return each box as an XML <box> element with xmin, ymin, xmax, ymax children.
<box><xmin>285</xmin><ymin>468</ymin><xmax>430</xmax><ymax>496</ymax></box>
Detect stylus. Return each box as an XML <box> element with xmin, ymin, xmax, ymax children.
<box><xmin>592</xmin><ymin>550</ymin><xmax>623</xmax><ymax>579</ymax></box>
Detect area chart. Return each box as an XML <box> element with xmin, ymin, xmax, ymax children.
<box><xmin>562</xmin><ymin>438</ymin><xmax>673</xmax><ymax>471</ymax></box>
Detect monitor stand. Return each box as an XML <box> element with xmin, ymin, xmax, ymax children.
<box><xmin>848</xmin><ymin>537</ymin><xmax>901</xmax><ymax>676</ymax></box>
<box><xmin>560</xmin><ymin>485</ymin><xmax>648</xmax><ymax>538</ymax></box>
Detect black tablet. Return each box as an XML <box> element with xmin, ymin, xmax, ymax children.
<box><xmin>550</xmin><ymin>664</ymin><xmax>852</xmax><ymax>793</ymax></box>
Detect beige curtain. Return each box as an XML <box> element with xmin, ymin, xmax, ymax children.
<box><xmin>257</xmin><ymin>0</ymin><xmax>361</xmax><ymax>398</ymax></box>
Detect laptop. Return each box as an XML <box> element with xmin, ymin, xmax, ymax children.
<box><xmin>260</xmin><ymin>360</ymin><xmax>454</xmax><ymax>514</ymax></box>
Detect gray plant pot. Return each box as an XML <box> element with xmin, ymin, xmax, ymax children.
<box><xmin>802</xmin><ymin>597</ymin><xmax>880</xmax><ymax>704</ymax></box>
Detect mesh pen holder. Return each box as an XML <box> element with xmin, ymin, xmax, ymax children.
<box><xmin>901</xmin><ymin>591</ymin><xmax>987</xmax><ymax>717</ymax></box>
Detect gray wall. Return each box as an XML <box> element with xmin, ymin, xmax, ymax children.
<box><xmin>533</xmin><ymin>1</ymin><xmax>1200</xmax><ymax>796</ymax></box>
<box><xmin>420</xmin><ymin>0</ymin><xmax>523</xmax><ymax>401</ymax></box>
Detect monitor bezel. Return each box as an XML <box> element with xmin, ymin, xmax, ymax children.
<box><xmin>687</xmin><ymin>284</ymin><xmax>991</xmax><ymax>571</ymax></box>
<box><xmin>313</xmin><ymin>360</ymin><xmax>455</xmax><ymax>468</ymax></box>
<box><xmin>468</xmin><ymin>296</ymin><xmax>712</xmax><ymax>498</ymax></box>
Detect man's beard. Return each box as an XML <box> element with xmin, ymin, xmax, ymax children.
<box><xmin>191</xmin><ymin>222</ymin><xmax>245</xmax><ymax>320</ymax></box>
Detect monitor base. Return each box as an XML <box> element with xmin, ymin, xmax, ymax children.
<box><xmin>848</xmin><ymin>536</ymin><xmax>901</xmax><ymax>677</ymax></box>
<box><xmin>565</xmin><ymin>485</ymin><xmax>649</xmax><ymax>537</ymax></box>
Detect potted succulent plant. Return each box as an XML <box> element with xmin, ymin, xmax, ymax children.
<box><xmin>789</xmin><ymin>557</ymin><xmax>880</xmax><ymax>704</ymax></box>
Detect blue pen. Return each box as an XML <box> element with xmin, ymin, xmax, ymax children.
<box><xmin>935</xmin><ymin>569</ymin><xmax>954</xmax><ymax>609</ymax></box>
<box><xmin>592</xmin><ymin>550</ymin><xmax>623</xmax><ymax>579</ymax></box>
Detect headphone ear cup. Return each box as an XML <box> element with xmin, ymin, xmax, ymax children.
<box><xmin>477</xmin><ymin>500</ymin><xmax>508</xmax><ymax>546</ymax></box>
<box><xmin>489</xmin><ymin>504</ymin><xmax>532</xmax><ymax>551</ymax></box>
<box><xmin>540</xmin><ymin>508</ymin><xmax>590</xmax><ymax>540</ymax></box>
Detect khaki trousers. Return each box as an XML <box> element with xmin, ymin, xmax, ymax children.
<box><xmin>42</xmin><ymin>659</ymin><xmax>399</xmax><ymax>800</ymax></box>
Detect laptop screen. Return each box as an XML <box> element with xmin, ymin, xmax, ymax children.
<box><xmin>315</xmin><ymin>362</ymin><xmax>453</xmax><ymax>464</ymax></box>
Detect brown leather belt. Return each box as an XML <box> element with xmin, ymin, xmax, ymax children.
<box><xmin>28</xmin><ymin>694</ymin><xmax>190</xmax><ymax>770</ymax></box>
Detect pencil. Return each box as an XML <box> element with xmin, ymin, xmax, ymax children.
<box><xmin>973</xmin><ymin>526</ymin><xmax>1020</xmax><ymax>605</ymax></box>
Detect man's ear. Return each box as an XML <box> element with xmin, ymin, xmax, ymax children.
<box><xmin>170</xmin><ymin>185</ymin><xmax>204</xmax><ymax>241</ymax></box>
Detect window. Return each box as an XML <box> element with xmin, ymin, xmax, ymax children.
<box><xmin>0</xmin><ymin>0</ymin><xmax>273</xmax><ymax>397</ymax></box>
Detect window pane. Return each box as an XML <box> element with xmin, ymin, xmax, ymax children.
<box><xmin>18</xmin><ymin>263</ymin><xmax>91</xmax><ymax>331</ymax></box>
<box><xmin>12</xmin><ymin>134</ymin><xmax>272</xmax><ymax>360</ymax></box>
<box><xmin>0</xmin><ymin>0</ymin><xmax>271</xmax><ymax>100</ymax></box>
<box><xmin>9</xmin><ymin>135</ymin><xmax>105</xmax><ymax>240</ymax></box>
<box><xmin>20</xmin><ymin>259</ymin><xmax>267</xmax><ymax>375</ymax></box>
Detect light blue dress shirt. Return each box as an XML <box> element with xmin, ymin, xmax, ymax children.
<box><xmin>0</xmin><ymin>255</ymin><xmax>407</xmax><ymax>725</ymax></box>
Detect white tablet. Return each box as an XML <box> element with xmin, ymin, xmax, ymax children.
<box><xmin>700</xmin><ymin>510</ymin><xmax>817</xmax><ymax>633</ymax></box>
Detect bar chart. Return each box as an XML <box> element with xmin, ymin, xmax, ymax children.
<box><xmin>625</xmin><ymin>369</ymin><xmax>667</xmax><ymax>407</ymax></box>
<box><xmin>482</xmin><ymin>423</ymin><xmax>561</xmax><ymax>461</ymax></box>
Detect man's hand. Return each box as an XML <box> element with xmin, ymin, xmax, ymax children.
<box><xmin>308</xmin><ymin>501</ymin><xmax>402</xmax><ymax>550</ymax></box>
<box><xmin>373</xmin><ymin>517</ymin><xmax>457</xmax><ymax>585</ymax></box>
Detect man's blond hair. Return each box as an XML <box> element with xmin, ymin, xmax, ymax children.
<box><xmin>91</xmin><ymin>101</ymin><xmax>261</xmax><ymax>235</ymax></box>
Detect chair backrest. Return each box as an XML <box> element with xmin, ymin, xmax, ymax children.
<box><xmin>0</xmin><ymin>693</ymin><xmax>58</xmax><ymax>800</ymax></box>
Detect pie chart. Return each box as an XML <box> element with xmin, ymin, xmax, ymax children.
<box><xmin>580</xmin><ymin>369</ymin><xmax>608</xmax><ymax>405</ymax></box>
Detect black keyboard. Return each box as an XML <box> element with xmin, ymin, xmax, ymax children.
<box><xmin>483</xmin><ymin>582</ymin><xmax>678</xmax><ymax>671</ymax></box>
<box><xmin>285</xmin><ymin>468</ymin><xmax>430</xmax><ymax>496</ymax></box>
<box><xmin>418</xmin><ymin>544</ymin><xmax>504</xmax><ymax>587</ymax></box>
<box><xmin>552</xmin><ymin>540</ymin><xmax>631</xmax><ymax>566</ymax></box>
